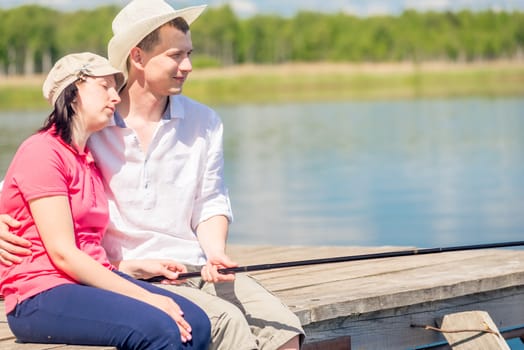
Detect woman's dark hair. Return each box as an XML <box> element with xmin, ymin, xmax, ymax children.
<box><xmin>39</xmin><ymin>81</ymin><xmax>78</xmax><ymax>146</ymax></box>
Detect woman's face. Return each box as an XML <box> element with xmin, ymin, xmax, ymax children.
<box><xmin>75</xmin><ymin>75</ymin><xmax>121</xmax><ymax>132</ymax></box>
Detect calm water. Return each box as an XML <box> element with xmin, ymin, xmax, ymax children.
<box><xmin>219</xmin><ymin>98</ymin><xmax>524</xmax><ymax>249</ymax></box>
<box><xmin>1</xmin><ymin>98</ymin><xmax>523</xmax><ymax>249</ymax></box>
<box><xmin>1</xmin><ymin>98</ymin><xmax>524</xmax><ymax>348</ymax></box>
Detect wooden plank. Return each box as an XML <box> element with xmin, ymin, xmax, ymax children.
<box><xmin>500</xmin><ymin>326</ymin><xmax>524</xmax><ymax>343</ymax></box>
<box><xmin>302</xmin><ymin>336</ymin><xmax>351</xmax><ymax>350</ymax></box>
<box><xmin>226</xmin><ymin>245</ymin><xmax>524</xmax><ymax>348</ymax></box>
<box><xmin>0</xmin><ymin>325</ymin><xmax>113</xmax><ymax>350</ymax></box>
<box><xmin>230</xmin><ymin>248</ymin><xmax>521</xmax><ymax>294</ymax></box>
<box><xmin>0</xmin><ymin>323</ymin><xmax>15</xmax><ymax>341</ymax></box>
<box><xmin>441</xmin><ymin>311</ymin><xmax>510</xmax><ymax>349</ymax></box>
<box><xmin>0</xmin><ymin>343</ymin><xmax>64</xmax><ymax>350</ymax></box>
<box><xmin>303</xmin><ymin>287</ymin><xmax>524</xmax><ymax>349</ymax></box>
<box><xmin>0</xmin><ymin>343</ymin><xmax>114</xmax><ymax>349</ymax></box>
<box><xmin>250</xmin><ymin>251</ymin><xmax>524</xmax><ymax>325</ymax></box>
<box><xmin>246</xmin><ymin>249</ymin><xmax>522</xmax><ymax>290</ymax></box>
<box><xmin>2</xmin><ymin>245</ymin><xmax>524</xmax><ymax>349</ymax></box>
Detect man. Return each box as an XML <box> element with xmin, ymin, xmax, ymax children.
<box><xmin>0</xmin><ymin>1</ymin><xmax>304</xmax><ymax>349</ymax></box>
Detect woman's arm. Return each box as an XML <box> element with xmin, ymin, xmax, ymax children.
<box><xmin>29</xmin><ymin>195</ymin><xmax>193</xmax><ymax>342</ymax></box>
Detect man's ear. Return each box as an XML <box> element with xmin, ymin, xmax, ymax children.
<box><xmin>129</xmin><ymin>47</ymin><xmax>143</xmax><ymax>67</ymax></box>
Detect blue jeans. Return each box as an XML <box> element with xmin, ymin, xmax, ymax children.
<box><xmin>7</xmin><ymin>271</ymin><xmax>211</xmax><ymax>349</ymax></box>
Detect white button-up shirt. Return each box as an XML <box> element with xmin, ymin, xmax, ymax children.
<box><xmin>88</xmin><ymin>94</ymin><xmax>233</xmax><ymax>266</ymax></box>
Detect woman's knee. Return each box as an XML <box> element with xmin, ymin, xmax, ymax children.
<box><xmin>146</xmin><ymin>299</ymin><xmax>211</xmax><ymax>349</ymax></box>
<box><xmin>132</xmin><ymin>313</ymin><xmax>209</xmax><ymax>349</ymax></box>
<box><xmin>177</xmin><ymin>301</ymin><xmax>212</xmax><ymax>348</ymax></box>
<box><xmin>124</xmin><ymin>312</ymin><xmax>181</xmax><ymax>349</ymax></box>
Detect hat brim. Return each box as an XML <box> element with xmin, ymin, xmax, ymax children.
<box><xmin>108</xmin><ymin>5</ymin><xmax>207</xmax><ymax>77</ymax></box>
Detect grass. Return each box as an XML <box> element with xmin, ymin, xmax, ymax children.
<box><xmin>1</xmin><ymin>61</ymin><xmax>523</xmax><ymax>110</ymax></box>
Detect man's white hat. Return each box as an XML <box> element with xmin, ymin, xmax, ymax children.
<box><xmin>108</xmin><ymin>0</ymin><xmax>206</xmax><ymax>76</ymax></box>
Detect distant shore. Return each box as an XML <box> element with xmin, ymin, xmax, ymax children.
<box><xmin>1</xmin><ymin>60</ymin><xmax>523</xmax><ymax>110</ymax></box>
<box><xmin>191</xmin><ymin>59</ymin><xmax>524</xmax><ymax>77</ymax></box>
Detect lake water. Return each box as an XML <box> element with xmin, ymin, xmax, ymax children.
<box><xmin>220</xmin><ymin>98</ymin><xmax>524</xmax><ymax>248</ymax></box>
<box><xmin>1</xmin><ymin>98</ymin><xmax>523</xmax><ymax>249</ymax></box>
<box><xmin>1</xmin><ymin>97</ymin><xmax>524</xmax><ymax>348</ymax></box>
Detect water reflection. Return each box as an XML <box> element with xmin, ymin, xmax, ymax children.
<box><xmin>0</xmin><ymin>98</ymin><xmax>523</xmax><ymax>248</ymax></box>
<box><xmin>0</xmin><ymin>111</ymin><xmax>44</xmax><ymax>176</ymax></box>
<box><xmin>217</xmin><ymin>98</ymin><xmax>524</xmax><ymax>248</ymax></box>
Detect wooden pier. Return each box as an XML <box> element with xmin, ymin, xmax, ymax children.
<box><xmin>1</xmin><ymin>244</ymin><xmax>524</xmax><ymax>349</ymax></box>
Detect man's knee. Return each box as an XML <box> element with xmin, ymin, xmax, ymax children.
<box><xmin>208</xmin><ymin>302</ymin><xmax>257</xmax><ymax>350</ymax></box>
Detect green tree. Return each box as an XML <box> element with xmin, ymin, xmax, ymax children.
<box><xmin>55</xmin><ymin>6</ymin><xmax>118</xmax><ymax>58</ymax></box>
<box><xmin>290</xmin><ymin>11</ymin><xmax>336</xmax><ymax>61</ymax></box>
<box><xmin>2</xmin><ymin>5</ymin><xmax>58</xmax><ymax>75</ymax></box>
<box><xmin>1</xmin><ymin>5</ymin><xmax>524</xmax><ymax>69</ymax></box>
<box><xmin>0</xmin><ymin>9</ymin><xmax>7</xmax><ymax>74</ymax></box>
<box><xmin>241</xmin><ymin>15</ymin><xmax>292</xmax><ymax>63</ymax></box>
<box><xmin>192</xmin><ymin>5</ymin><xmax>239</xmax><ymax>65</ymax></box>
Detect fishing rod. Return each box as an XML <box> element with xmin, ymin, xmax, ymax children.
<box><xmin>146</xmin><ymin>241</ymin><xmax>524</xmax><ymax>282</ymax></box>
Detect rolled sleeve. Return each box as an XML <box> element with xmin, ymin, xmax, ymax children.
<box><xmin>192</xmin><ymin>120</ymin><xmax>233</xmax><ymax>229</ymax></box>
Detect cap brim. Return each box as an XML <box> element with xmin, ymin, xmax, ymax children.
<box><xmin>94</xmin><ymin>66</ymin><xmax>126</xmax><ymax>91</ymax></box>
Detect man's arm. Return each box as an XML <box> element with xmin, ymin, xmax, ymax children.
<box><xmin>116</xmin><ymin>258</ymin><xmax>187</xmax><ymax>284</ymax></box>
<box><xmin>0</xmin><ymin>214</ymin><xmax>31</xmax><ymax>266</ymax></box>
<box><xmin>196</xmin><ymin>215</ymin><xmax>237</xmax><ymax>283</ymax></box>
<box><xmin>0</xmin><ymin>180</ymin><xmax>32</xmax><ymax>265</ymax></box>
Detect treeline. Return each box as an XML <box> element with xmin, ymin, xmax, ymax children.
<box><xmin>1</xmin><ymin>5</ymin><xmax>524</xmax><ymax>75</ymax></box>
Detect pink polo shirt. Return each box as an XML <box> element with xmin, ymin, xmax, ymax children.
<box><xmin>0</xmin><ymin>129</ymin><xmax>113</xmax><ymax>314</ymax></box>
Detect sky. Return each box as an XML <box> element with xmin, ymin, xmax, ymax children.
<box><xmin>1</xmin><ymin>0</ymin><xmax>524</xmax><ymax>17</ymax></box>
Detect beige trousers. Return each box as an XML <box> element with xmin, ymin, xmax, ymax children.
<box><xmin>159</xmin><ymin>273</ymin><xmax>304</xmax><ymax>350</ymax></box>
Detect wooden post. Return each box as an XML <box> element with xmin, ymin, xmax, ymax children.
<box><xmin>302</xmin><ymin>336</ymin><xmax>351</xmax><ymax>350</ymax></box>
<box><xmin>441</xmin><ymin>310</ymin><xmax>510</xmax><ymax>350</ymax></box>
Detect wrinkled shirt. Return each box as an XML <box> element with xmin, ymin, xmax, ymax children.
<box><xmin>89</xmin><ymin>94</ymin><xmax>233</xmax><ymax>266</ymax></box>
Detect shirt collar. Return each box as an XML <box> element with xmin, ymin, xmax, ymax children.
<box><xmin>169</xmin><ymin>95</ymin><xmax>185</xmax><ymax>120</ymax></box>
<box><xmin>110</xmin><ymin>96</ymin><xmax>185</xmax><ymax>128</ymax></box>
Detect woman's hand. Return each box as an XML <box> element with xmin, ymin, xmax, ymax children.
<box><xmin>118</xmin><ymin>259</ymin><xmax>188</xmax><ymax>284</ymax></box>
<box><xmin>0</xmin><ymin>214</ymin><xmax>31</xmax><ymax>266</ymax></box>
<box><xmin>142</xmin><ymin>292</ymin><xmax>193</xmax><ymax>343</ymax></box>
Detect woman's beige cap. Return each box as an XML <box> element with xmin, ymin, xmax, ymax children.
<box><xmin>108</xmin><ymin>0</ymin><xmax>207</xmax><ymax>77</ymax></box>
<box><xmin>43</xmin><ymin>52</ymin><xmax>125</xmax><ymax>106</ymax></box>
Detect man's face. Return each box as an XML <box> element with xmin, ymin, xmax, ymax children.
<box><xmin>138</xmin><ymin>25</ymin><xmax>193</xmax><ymax>96</ymax></box>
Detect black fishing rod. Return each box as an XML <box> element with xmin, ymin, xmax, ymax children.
<box><xmin>147</xmin><ymin>241</ymin><xmax>524</xmax><ymax>282</ymax></box>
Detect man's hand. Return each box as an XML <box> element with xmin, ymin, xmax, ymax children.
<box><xmin>195</xmin><ymin>215</ymin><xmax>236</xmax><ymax>283</ymax></box>
<box><xmin>0</xmin><ymin>214</ymin><xmax>31</xmax><ymax>266</ymax></box>
<box><xmin>200</xmin><ymin>252</ymin><xmax>238</xmax><ymax>283</ymax></box>
<box><xmin>118</xmin><ymin>259</ymin><xmax>188</xmax><ymax>284</ymax></box>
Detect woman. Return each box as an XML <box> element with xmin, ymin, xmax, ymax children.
<box><xmin>0</xmin><ymin>52</ymin><xmax>210</xmax><ymax>349</ymax></box>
